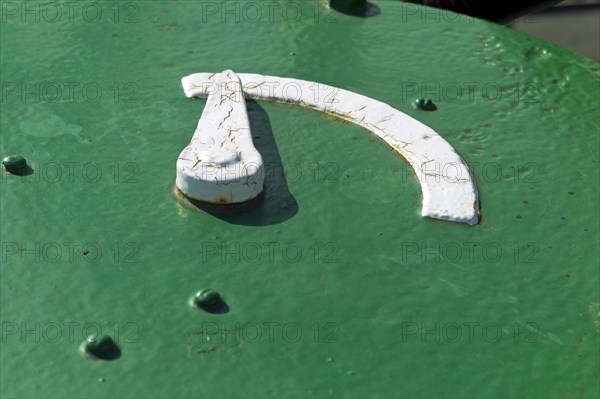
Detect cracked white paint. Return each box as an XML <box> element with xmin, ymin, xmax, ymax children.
<box><xmin>176</xmin><ymin>70</ymin><xmax>264</xmax><ymax>204</ymax></box>
<box><xmin>181</xmin><ymin>71</ymin><xmax>480</xmax><ymax>224</ymax></box>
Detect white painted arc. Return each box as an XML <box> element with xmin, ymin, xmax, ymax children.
<box><xmin>182</xmin><ymin>73</ymin><xmax>480</xmax><ymax>225</ymax></box>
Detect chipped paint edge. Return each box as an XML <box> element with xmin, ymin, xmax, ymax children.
<box><xmin>182</xmin><ymin>73</ymin><xmax>480</xmax><ymax>225</ymax></box>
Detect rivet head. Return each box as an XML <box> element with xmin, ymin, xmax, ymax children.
<box><xmin>194</xmin><ymin>289</ymin><xmax>221</xmax><ymax>307</ymax></box>
<box><xmin>80</xmin><ymin>336</ymin><xmax>121</xmax><ymax>361</ymax></box>
<box><xmin>414</xmin><ymin>98</ymin><xmax>437</xmax><ymax>111</ymax></box>
<box><xmin>192</xmin><ymin>289</ymin><xmax>229</xmax><ymax>314</ymax></box>
<box><xmin>2</xmin><ymin>155</ymin><xmax>27</xmax><ymax>173</ymax></box>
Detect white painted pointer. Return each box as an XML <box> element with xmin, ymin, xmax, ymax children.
<box><xmin>180</xmin><ymin>71</ymin><xmax>480</xmax><ymax>225</ymax></box>
<box><xmin>176</xmin><ymin>70</ymin><xmax>264</xmax><ymax>204</ymax></box>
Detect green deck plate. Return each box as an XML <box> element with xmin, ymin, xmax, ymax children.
<box><xmin>1</xmin><ymin>1</ymin><xmax>598</xmax><ymax>398</ymax></box>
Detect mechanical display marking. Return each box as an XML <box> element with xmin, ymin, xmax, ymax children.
<box><xmin>181</xmin><ymin>71</ymin><xmax>480</xmax><ymax>225</ymax></box>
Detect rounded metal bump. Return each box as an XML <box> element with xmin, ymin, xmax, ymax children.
<box><xmin>192</xmin><ymin>289</ymin><xmax>229</xmax><ymax>314</ymax></box>
<box><xmin>80</xmin><ymin>336</ymin><xmax>121</xmax><ymax>361</ymax></box>
<box><xmin>2</xmin><ymin>155</ymin><xmax>27</xmax><ymax>174</ymax></box>
<box><xmin>330</xmin><ymin>0</ymin><xmax>380</xmax><ymax>17</ymax></box>
<box><xmin>414</xmin><ymin>98</ymin><xmax>438</xmax><ymax>111</ymax></box>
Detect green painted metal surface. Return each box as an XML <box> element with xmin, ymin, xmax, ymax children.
<box><xmin>1</xmin><ymin>1</ymin><xmax>599</xmax><ymax>398</ymax></box>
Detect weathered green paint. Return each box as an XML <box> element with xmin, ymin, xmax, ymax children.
<box><xmin>1</xmin><ymin>1</ymin><xmax>598</xmax><ymax>398</ymax></box>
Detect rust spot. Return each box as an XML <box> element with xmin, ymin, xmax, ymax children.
<box><xmin>215</xmin><ymin>196</ymin><xmax>230</xmax><ymax>204</ymax></box>
<box><xmin>172</xmin><ymin>181</ymin><xmax>264</xmax><ymax>218</ymax></box>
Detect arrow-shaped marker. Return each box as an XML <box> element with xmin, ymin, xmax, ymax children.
<box><xmin>176</xmin><ymin>70</ymin><xmax>264</xmax><ymax>204</ymax></box>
